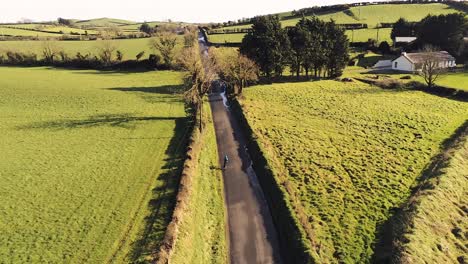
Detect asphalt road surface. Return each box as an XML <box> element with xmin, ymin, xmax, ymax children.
<box><xmin>208</xmin><ymin>86</ymin><xmax>282</xmax><ymax>264</ymax></box>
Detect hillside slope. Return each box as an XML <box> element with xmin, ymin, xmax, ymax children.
<box><xmin>393</xmin><ymin>124</ymin><xmax>467</xmax><ymax>264</ymax></box>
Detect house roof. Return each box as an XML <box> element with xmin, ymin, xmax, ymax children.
<box><xmin>395</xmin><ymin>37</ymin><xmax>417</xmax><ymax>43</ymax></box>
<box><xmin>401</xmin><ymin>51</ymin><xmax>455</xmax><ymax>64</ymax></box>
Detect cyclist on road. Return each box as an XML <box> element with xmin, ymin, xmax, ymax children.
<box><xmin>223</xmin><ymin>155</ymin><xmax>229</xmax><ymax>169</ymax></box>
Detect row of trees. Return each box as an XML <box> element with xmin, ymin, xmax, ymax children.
<box><xmin>240</xmin><ymin>15</ymin><xmax>349</xmax><ymax>79</ymax></box>
<box><xmin>179</xmin><ymin>32</ymin><xmax>260</xmax><ymax>130</ymax></box>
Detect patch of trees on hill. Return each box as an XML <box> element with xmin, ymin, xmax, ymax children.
<box><xmin>240</xmin><ymin>15</ymin><xmax>349</xmax><ymax>79</ymax></box>
<box><xmin>392</xmin><ymin>13</ymin><xmax>467</xmax><ymax>62</ymax></box>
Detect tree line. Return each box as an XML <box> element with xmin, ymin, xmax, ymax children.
<box><xmin>0</xmin><ymin>30</ymin><xmax>195</xmax><ymax>70</ymax></box>
<box><xmin>391</xmin><ymin>13</ymin><xmax>467</xmax><ymax>62</ymax></box>
<box><xmin>240</xmin><ymin>15</ymin><xmax>349</xmax><ymax>79</ymax></box>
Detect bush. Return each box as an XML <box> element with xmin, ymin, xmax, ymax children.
<box><xmin>400</xmin><ymin>75</ymin><xmax>412</xmax><ymax>80</ymax></box>
<box><xmin>376</xmin><ymin>78</ymin><xmax>405</xmax><ymax>89</ymax></box>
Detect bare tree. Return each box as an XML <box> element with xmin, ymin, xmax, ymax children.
<box><xmin>212</xmin><ymin>48</ymin><xmax>259</xmax><ymax>95</ymax></box>
<box><xmin>178</xmin><ymin>43</ymin><xmax>216</xmax><ymax>131</ymax></box>
<box><xmin>418</xmin><ymin>45</ymin><xmax>446</xmax><ymax>88</ymax></box>
<box><xmin>149</xmin><ymin>32</ymin><xmax>178</xmax><ymax>67</ymax></box>
<box><xmin>97</xmin><ymin>39</ymin><xmax>117</xmax><ymax>66</ymax></box>
<box><xmin>41</xmin><ymin>40</ymin><xmax>60</xmax><ymax>63</ymax></box>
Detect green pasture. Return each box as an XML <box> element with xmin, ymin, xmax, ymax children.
<box><xmin>0</xmin><ymin>67</ymin><xmax>188</xmax><ymax>263</ymax></box>
<box><xmin>74</xmin><ymin>18</ymin><xmax>136</xmax><ymax>27</ymax></box>
<box><xmin>218</xmin><ymin>3</ymin><xmax>459</xmax><ymax>31</ymax></box>
<box><xmin>208</xmin><ymin>33</ymin><xmax>244</xmax><ymax>44</ymax></box>
<box><xmin>0</xmin><ymin>27</ymin><xmax>61</xmax><ymax>37</ymax></box>
<box><xmin>240</xmin><ymin>80</ymin><xmax>468</xmax><ymax>263</ymax></box>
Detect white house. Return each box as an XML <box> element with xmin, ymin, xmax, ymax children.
<box><xmin>392</xmin><ymin>51</ymin><xmax>456</xmax><ymax>72</ymax></box>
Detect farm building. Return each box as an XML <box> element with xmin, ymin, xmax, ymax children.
<box><xmin>391</xmin><ymin>51</ymin><xmax>456</xmax><ymax>72</ymax></box>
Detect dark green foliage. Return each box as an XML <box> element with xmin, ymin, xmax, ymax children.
<box><xmin>116</xmin><ymin>50</ymin><xmax>124</xmax><ymax>62</ymax></box>
<box><xmin>241</xmin><ymin>15</ymin><xmax>349</xmax><ymax>79</ymax></box>
<box><xmin>391</xmin><ymin>18</ymin><xmax>416</xmax><ymax>40</ymax></box>
<box><xmin>287</xmin><ymin>17</ymin><xmax>349</xmax><ymax>78</ymax></box>
<box><xmin>136</xmin><ymin>51</ymin><xmax>145</xmax><ymax>61</ymax></box>
<box><xmin>417</xmin><ymin>13</ymin><xmax>467</xmax><ymax>60</ymax></box>
<box><xmin>57</xmin><ymin>17</ymin><xmax>73</xmax><ymax>26</ymax></box>
<box><xmin>240</xmin><ymin>15</ymin><xmax>290</xmax><ymax>78</ymax></box>
<box><xmin>139</xmin><ymin>22</ymin><xmax>156</xmax><ymax>35</ymax></box>
<box><xmin>378</xmin><ymin>41</ymin><xmax>391</xmax><ymax>54</ymax></box>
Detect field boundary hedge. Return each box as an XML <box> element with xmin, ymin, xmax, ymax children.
<box><xmin>153</xmin><ymin>111</ymin><xmax>204</xmax><ymax>264</ymax></box>
<box><xmin>230</xmin><ymin>99</ymin><xmax>317</xmax><ymax>264</ymax></box>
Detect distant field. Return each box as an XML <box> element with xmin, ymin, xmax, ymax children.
<box><xmin>0</xmin><ymin>67</ymin><xmax>187</xmax><ymax>263</ymax></box>
<box><xmin>0</xmin><ymin>38</ymin><xmax>165</xmax><ymax>60</ymax></box>
<box><xmin>74</xmin><ymin>18</ymin><xmax>136</xmax><ymax>27</ymax></box>
<box><xmin>282</xmin><ymin>3</ymin><xmax>459</xmax><ymax>27</ymax></box>
<box><xmin>208</xmin><ymin>33</ymin><xmax>244</xmax><ymax>44</ymax></box>
<box><xmin>240</xmin><ymin>80</ymin><xmax>468</xmax><ymax>263</ymax></box>
<box><xmin>0</xmin><ymin>27</ymin><xmax>61</xmax><ymax>37</ymax></box>
<box><xmin>207</xmin><ymin>28</ymin><xmax>391</xmax><ymax>44</ymax></box>
<box><xmin>222</xmin><ymin>3</ymin><xmax>459</xmax><ymax>30</ymax></box>
<box><xmin>345</xmin><ymin>28</ymin><xmax>391</xmax><ymax>43</ymax></box>
<box><xmin>212</xmin><ymin>3</ymin><xmax>460</xmax><ymax>44</ymax></box>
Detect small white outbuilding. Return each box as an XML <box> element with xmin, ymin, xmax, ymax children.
<box><xmin>392</xmin><ymin>51</ymin><xmax>456</xmax><ymax>72</ymax></box>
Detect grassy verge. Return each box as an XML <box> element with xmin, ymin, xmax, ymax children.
<box><xmin>170</xmin><ymin>104</ymin><xmax>227</xmax><ymax>264</ymax></box>
<box><xmin>392</xmin><ymin>123</ymin><xmax>468</xmax><ymax>264</ymax></box>
<box><xmin>239</xmin><ymin>80</ymin><xmax>468</xmax><ymax>263</ymax></box>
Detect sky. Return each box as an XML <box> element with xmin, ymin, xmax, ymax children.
<box><xmin>1</xmin><ymin>0</ymin><xmax>386</xmax><ymax>24</ymax></box>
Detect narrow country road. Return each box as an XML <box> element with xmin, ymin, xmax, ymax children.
<box><xmin>199</xmin><ymin>32</ymin><xmax>282</xmax><ymax>264</ymax></box>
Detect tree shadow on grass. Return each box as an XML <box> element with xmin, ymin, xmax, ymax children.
<box><xmin>125</xmin><ymin>117</ymin><xmax>192</xmax><ymax>262</ymax></box>
<box><xmin>17</xmin><ymin>114</ymin><xmax>183</xmax><ymax>131</ymax></box>
<box><xmin>107</xmin><ymin>85</ymin><xmax>184</xmax><ymax>95</ymax></box>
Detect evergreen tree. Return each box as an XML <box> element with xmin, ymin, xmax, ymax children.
<box><xmin>240</xmin><ymin>15</ymin><xmax>290</xmax><ymax>78</ymax></box>
<box><xmin>417</xmin><ymin>13</ymin><xmax>466</xmax><ymax>60</ymax></box>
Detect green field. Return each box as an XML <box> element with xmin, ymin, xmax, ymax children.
<box><xmin>240</xmin><ymin>80</ymin><xmax>468</xmax><ymax>263</ymax></box>
<box><xmin>212</xmin><ymin>3</ymin><xmax>460</xmax><ymax>44</ymax></box>
<box><xmin>208</xmin><ymin>33</ymin><xmax>244</xmax><ymax>44</ymax></box>
<box><xmin>74</xmin><ymin>18</ymin><xmax>136</xmax><ymax>27</ymax></box>
<box><xmin>0</xmin><ymin>38</ymin><xmax>161</xmax><ymax>60</ymax></box>
<box><xmin>396</xmin><ymin>130</ymin><xmax>467</xmax><ymax>263</ymax></box>
<box><xmin>282</xmin><ymin>3</ymin><xmax>458</xmax><ymax>28</ymax></box>
<box><xmin>208</xmin><ymin>27</ymin><xmax>391</xmax><ymax>44</ymax></box>
<box><xmin>171</xmin><ymin>105</ymin><xmax>227</xmax><ymax>264</ymax></box>
<box><xmin>0</xmin><ymin>27</ymin><xmax>61</xmax><ymax>37</ymax></box>
<box><xmin>0</xmin><ymin>67</ymin><xmax>188</xmax><ymax>263</ymax></box>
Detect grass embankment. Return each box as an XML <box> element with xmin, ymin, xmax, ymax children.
<box><xmin>170</xmin><ymin>105</ymin><xmax>227</xmax><ymax>264</ymax></box>
<box><xmin>393</xmin><ymin>124</ymin><xmax>468</xmax><ymax>264</ymax></box>
<box><xmin>0</xmin><ymin>67</ymin><xmax>188</xmax><ymax>263</ymax></box>
<box><xmin>240</xmin><ymin>80</ymin><xmax>468</xmax><ymax>263</ymax></box>
<box><xmin>0</xmin><ymin>37</ymin><xmax>183</xmax><ymax>60</ymax></box>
